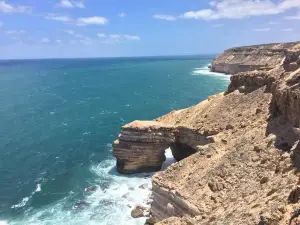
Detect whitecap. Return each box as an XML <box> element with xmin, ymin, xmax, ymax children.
<box><xmin>0</xmin><ymin>221</ymin><xmax>9</xmax><ymax>225</ymax></box>
<box><xmin>49</xmin><ymin>112</ymin><xmax>55</xmax><ymax>115</ymax></box>
<box><xmin>11</xmin><ymin>197</ymin><xmax>30</xmax><ymax>209</ymax></box>
<box><xmin>83</xmin><ymin>132</ymin><xmax>90</xmax><ymax>135</ymax></box>
<box><xmin>7</xmin><ymin>149</ymin><xmax>176</xmax><ymax>225</ymax></box>
<box><xmin>106</xmin><ymin>143</ymin><xmax>112</xmax><ymax>148</ymax></box>
<box><xmin>192</xmin><ymin>65</ymin><xmax>231</xmax><ymax>81</ymax></box>
<box><xmin>35</xmin><ymin>184</ymin><xmax>41</xmax><ymax>192</ymax></box>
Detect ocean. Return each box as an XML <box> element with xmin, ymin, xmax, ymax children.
<box><xmin>0</xmin><ymin>56</ymin><xmax>230</xmax><ymax>225</ymax></box>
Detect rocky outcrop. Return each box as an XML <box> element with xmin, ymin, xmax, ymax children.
<box><xmin>112</xmin><ymin>41</ymin><xmax>300</xmax><ymax>224</ymax></box>
<box><xmin>131</xmin><ymin>206</ymin><xmax>148</xmax><ymax>218</ymax></box>
<box><xmin>272</xmin><ymin>68</ymin><xmax>300</xmax><ymax>126</ymax></box>
<box><xmin>112</xmin><ymin>121</ymin><xmax>210</xmax><ymax>173</ymax></box>
<box><xmin>112</xmin><ymin>121</ymin><xmax>175</xmax><ymax>173</ymax></box>
<box><xmin>211</xmin><ymin>42</ymin><xmax>300</xmax><ymax>74</ymax></box>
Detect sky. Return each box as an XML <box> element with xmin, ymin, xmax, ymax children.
<box><xmin>0</xmin><ymin>0</ymin><xmax>300</xmax><ymax>59</ymax></box>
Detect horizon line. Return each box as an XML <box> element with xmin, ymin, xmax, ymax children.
<box><xmin>0</xmin><ymin>53</ymin><xmax>219</xmax><ymax>61</ymax></box>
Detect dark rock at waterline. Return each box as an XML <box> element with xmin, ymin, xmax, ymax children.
<box><xmin>145</xmin><ymin>217</ymin><xmax>156</xmax><ymax>225</ymax></box>
<box><xmin>131</xmin><ymin>206</ymin><xmax>146</xmax><ymax>218</ymax></box>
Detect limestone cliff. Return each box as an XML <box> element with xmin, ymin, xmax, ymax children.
<box><xmin>112</xmin><ymin>41</ymin><xmax>300</xmax><ymax>225</ymax></box>
<box><xmin>211</xmin><ymin>42</ymin><xmax>300</xmax><ymax>74</ymax></box>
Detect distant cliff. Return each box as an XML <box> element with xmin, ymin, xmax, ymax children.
<box><xmin>112</xmin><ymin>41</ymin><xmax>300</xmax><ymax>225</ymax></box>
<box><xmin>211</xmin><ymin>42</ymin><xmax>300</xmax><ymax>74</ymax></box>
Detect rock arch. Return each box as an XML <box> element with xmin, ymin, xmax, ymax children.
<box><xmin>112</xmin><ymin>121</ymin><xmax>210</xmax><ymax>174</ymax></box>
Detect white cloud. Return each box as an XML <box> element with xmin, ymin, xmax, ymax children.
<box><xmin>97</xmin><ymin>33</ymin><xmax>106</xmax><ymax>38</ymax></box>
<box><xmin>278</xmin><ymin>0</ymin><xmax>300</xmax><ymax>10</ymax></box>
<box><xmin>64</xmin><ymin>29</ymin><xmax>88</xmax><ymax>39</ymax></box>
<box><xmin>64</xmin><ymin>30</ymin><xmax>75</xmax><ymax>35</ymax></box>
<box><xmin>253</xmin><ymin>28</ymin><xmax>271</xmax><ymax>32</ymax></box>
<box><xmin>210</xmin><ymin>1</ymin><xmax>217</xmax><ymax>6</ymax></box>
<box><xmin>109</xmin><ymin>34</ymin><xmax>120</xmax><ymax>39</ymax></box>
<box><xmin>97</xmin><ymin>33</ymin><xmax>140</xmax><ymax>42</ymax></box>
<box><xmin>57</xmin><ymin>0</ymin><xmax>85</xmax><ymax>9</ymax></box>
<box><xmin>212</xmin><ymin>23</ymin><xmax>223</xmax><ymax>27</ymax></box>
<box><xmin>76</xmin><ymin>16</ymin><xmax>108</xmax><ymax>26</ymax></box>
<box><xmin>45</xmin><ymin>14</ymin><xmax>72</xmax><ymax>22</ymax></box>
<box><xmin>123</xmin><ymin>35</ymin><xmax>140</xmax><ymax>40</ymax></box>
<box><xmin>153</xmin><ymin>14</ymin><xmax>177</xmax><ymax>21</ymax></box>
<box><xmin>63</xmin><ymin>29</ymin><xmax>92</xmax><ymax>44</ymax></box>
<box><xmin>180</xmin><ymin>0</ymin><xmax>300</xmax><ymax>20</ymax></box>
<box><xmin>0</xmin><ymin>0</ymin><xmax>32</xmax><ymax>13</ymax></box>
<box><xmin>55</xmin><ymin>39</ymin><xmax>63</xmax><ymax>44</ymax></box>
<box><xmin>119</xmin><ymin>13</ymin><xmax>126</xmax><ymax>17</ymax></box>
<box><xmin>69</xmin><ymin>38</ymin><xmax>92</xmax><ymax>45</ymax></box>
<box><xmin>41</xmin><ymin>37</ymin><xmax>50</xmax><ymax>43</ymax></box>
<box><xmin>44</xmin><ymin>14</ymin><xmax>108</xmax><ymax>26</ymax></box>
<box><xmin>4</xmin><ymin>30</ymin><xmax>26</xmax><ymax>35</ymax></box>
<box><xmin>268</xmin><ymin>21</ymin><xmax>280</xmax><ymax>25</ymax></box>
<box><xmin>285</xmin><ymin>12</ymin><xmax>300</xmax><ymax>20</ymax></box>
<box><xmin>0</xmin><ymin>21</ymin><xmax>3</xmax><ymax>27</ymax></box>
<box><xmin>181</xmin><ymin>9</ymin><xmax>219</xmax><ymax>20</ymax></box>
<box><xmin>282</xmin><ymin>28</ymin><xmax>293</xmax><ymax>31</ymax></box>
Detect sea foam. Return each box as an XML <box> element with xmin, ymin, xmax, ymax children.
<box><xmin>192</xmin><ymin>65</ymin><xmax>231</xmax><ymax>81</ymax></box>
<box><xmin>8</xmin><ymin>148</ymin><xmax>176</xmax><ymax>225</ymax></box>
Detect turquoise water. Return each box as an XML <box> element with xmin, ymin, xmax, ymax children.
<box><xmin>0</xmin><ymin>56</ymin><xmax>229</xmax><ymax>225</ymax></box>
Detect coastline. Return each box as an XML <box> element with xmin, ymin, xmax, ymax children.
<box><xmin>112</xmin><ymin>41</ymin><xmax>300</xmax><ymax>225</ymax></box>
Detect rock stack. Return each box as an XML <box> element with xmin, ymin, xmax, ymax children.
<box><xmin>112</xmin><ymin>121</ymin><xmax>175</xmax><ymax>173</ymax></box>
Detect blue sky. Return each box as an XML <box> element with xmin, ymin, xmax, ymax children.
<box><xmin>0</xmin><ymin>0</ymin><xmax>300</xmax><ymax>59</ymax></box>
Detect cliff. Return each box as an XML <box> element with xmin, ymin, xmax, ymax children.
<box><xmin>211</xmin><ymin>42</ymin><xmax>300</xmax><ymax>74</ymax></box>
<box><xmin>112</xmin><ymin>41</ymin><xmax>300</xmax><ymax>225</ymax></box>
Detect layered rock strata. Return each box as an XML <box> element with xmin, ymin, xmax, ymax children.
<box><xmin>211</xmin><ymin>42</ymin><xmax>300</xmax><ymax>74</ymax></box>
<box><xmin>112</xmin><ymin>121</ymin><xmax>210</xmax><ymax>173</ymax></box>
<box><xmin>112</xmin><ymin>41</ymin><xmax>300</xmax><ymax>224</ymax></box>
<box><xmin>112</xmin><ymin>121</ymin><xmax>175</xmax><ymax>173</ymax></box>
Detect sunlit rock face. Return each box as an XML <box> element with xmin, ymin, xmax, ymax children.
<box><xmin>211</xmin><ymin>42</ymin><xmax>300</xmax><ymax>74</ymax></box>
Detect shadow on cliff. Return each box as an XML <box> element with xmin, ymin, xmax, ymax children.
<box><xmin>264</xmin><ymin>71</ymin><xmax>300</xmax><ymax>168</ymax></box>
<box><xmin>226</xmin><ymin>67</ymin><xmax>300</xmax><ymax>167</ymax></box>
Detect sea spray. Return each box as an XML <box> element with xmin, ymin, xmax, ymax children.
<box><xmin>192</xmin><ymin>65</ymin><xmax>231</xmax><ymax>81</ymax></box>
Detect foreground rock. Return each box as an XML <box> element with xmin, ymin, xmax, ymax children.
<box><xmin>112</xmin><ymin>41</ymin><xmax>300</xmax><ymax>224</ymax></box>
<box><xmin>131</xmin><ymin>206</ymin><xmax>148</xmax><ymax>218</ymax></box>
<box><xmin>112</xmin><ymin>121</ymin><xmax>175</xmax><ymax>173</ymax></box>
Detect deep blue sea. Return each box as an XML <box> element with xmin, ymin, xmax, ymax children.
<box><xmin>0</xmin><ymin>56</ymin><xmax>230</xmax><ymax>225</ymax></box>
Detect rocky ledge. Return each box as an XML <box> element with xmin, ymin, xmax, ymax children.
<box><xmin>211</xmin><ymin>41</ymin><xmax>300</xmax><ymax>74</ymax></box>
<box><xmin>112</xmin><ymin>41</ymin><xmax>300</xmax><ymax>224</ymax></box>
<box><xmin>112</xmin><ymin>121</ymin><xmax>210</xmax><ymax>173</ymax></box>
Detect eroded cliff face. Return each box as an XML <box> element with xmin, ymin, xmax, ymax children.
<box><xmin>112</xmin><ymin>121</ymin><xmax>210</xmax><ymax>173</ymax></box>
<box><xmin>211</xmin><ymin>42</ymin><xmax>300</xmax><ymax>74</ymax></box>
<box><xmin>112</xmin><ymin>42</ymin><xmax>300</xmax><ymax>224</ymax></box>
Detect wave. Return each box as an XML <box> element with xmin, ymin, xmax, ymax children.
<box><xmin>11</xmin><ymin>184</ymin><xmax>42</xmax><ymax>209</ymax></box>
<box><xmin>7</xmin><ymin>148</ymin><xmax>176</xmax><ymax>225</ymax></box>
<box><xmin>192</xmin><ymin>65</ymin><xmax>231</xmax><ymax>81</ymax></box>
<box><xmin>35</xmin><ymin>184</ymin><xmax>41</xmax><ymax>193</ymax></box>
<box><xmin>11</xmin><ymin>197</ymin><xmax>30</xmax><ymax>209</ymax></box>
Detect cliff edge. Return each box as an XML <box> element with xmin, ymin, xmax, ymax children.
<box><xmin>112</xmin><ymin>41</ymin><xmax>300</xmax><ymax>225</ymax></box>
<box><xmin>211</xmin><ymin>42</ymin><xmax>300</xmax><ymax>74</ymax></box>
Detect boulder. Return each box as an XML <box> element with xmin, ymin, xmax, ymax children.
<box><xmin>131</xmin><ymin>206</ymin><xmax>146</xmax><ymax>218</ymax></box>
